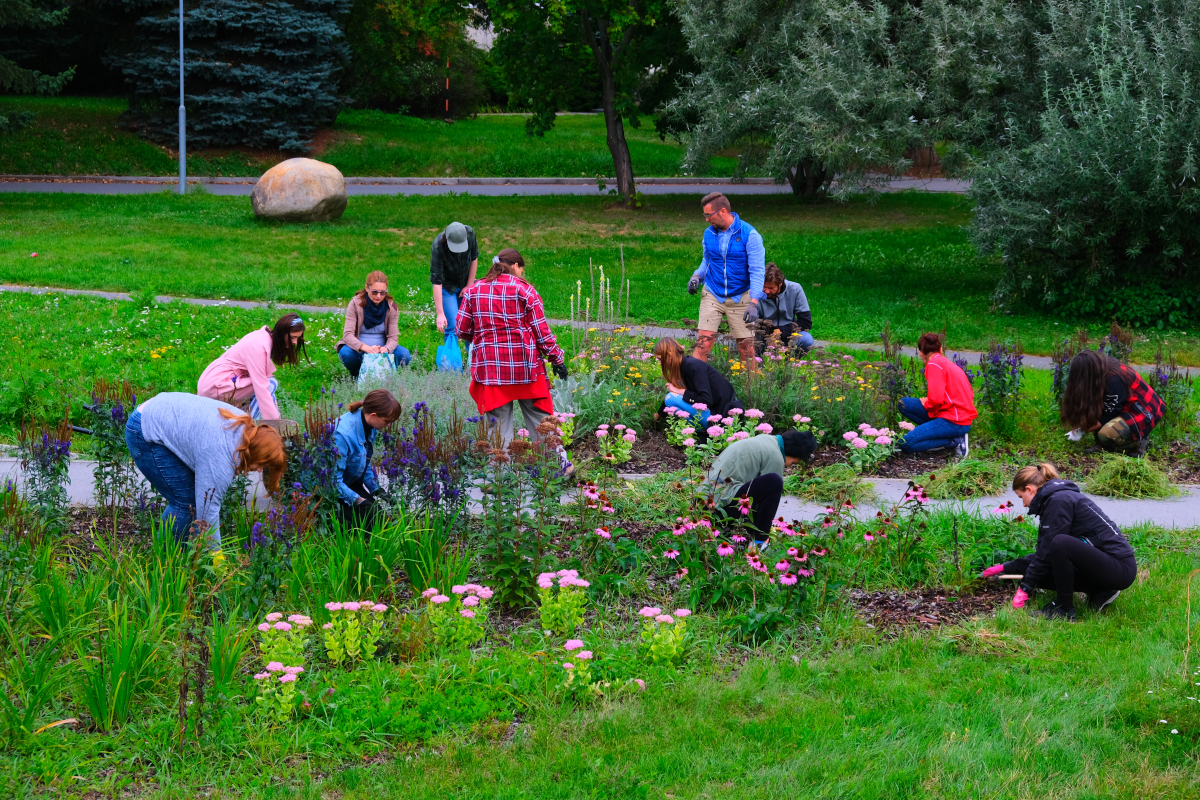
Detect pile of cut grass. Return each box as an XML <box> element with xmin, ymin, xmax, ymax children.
<box><xmin>920</xmin><ymin>459</ymin><xmax>1009</xmax><ymax>500</ymax></box>
<box><xmin>785</xmin><ymin>463</ymin><xmax>878</xmax><ymax>505</ymax></box>
<box><xmin>1085</xmin><ymin>454</ymin><xmax>1179</xmax><ymax>499</ymax></box>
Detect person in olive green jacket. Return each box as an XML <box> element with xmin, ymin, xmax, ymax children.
<box><xmin>703</xmin><ymin>431</ymin><xmax>817</xmax><ymax>552</ymax></box>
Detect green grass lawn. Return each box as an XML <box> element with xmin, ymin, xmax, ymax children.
<box><xmin>0</xmin><ymin>97</ymin><xmax>734</xmax><ymax>178</ymax></box>
<box><xmin>3</xmin><ymin>191</ymin><xmax>1198</xmax><ymax>365</ymax></box>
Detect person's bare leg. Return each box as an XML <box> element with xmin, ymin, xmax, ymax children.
<box><xmin>693</xmin><ymin>331</ymin><xmax>717</xmax><ymax>362</ymax></box>
<box><xmin>736</xmin><ymin>337</ymin><xmax>759</xmax><ymax>374</ymax></box>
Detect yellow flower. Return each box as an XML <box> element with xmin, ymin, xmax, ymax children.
<box><xmin>836</xmin><ymin>397</ymin><xmax>845</xmax><ymax>401</ymax></box>
<box><xmin>151</xmin><ymin>353</ymin><xmax>161</xmax><ymax>359</ymax></box>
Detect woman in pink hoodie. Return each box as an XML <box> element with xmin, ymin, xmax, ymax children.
<box><xmin>197</xmin><ymin>313</ymin><xmax>307</xmax><ymax>420</ymax></box>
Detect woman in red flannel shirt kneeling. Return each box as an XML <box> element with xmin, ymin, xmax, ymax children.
<box><xmin>897</xmin><ymin>332</ymin><xmax>977</xmax><ymax>458</ymax></box>
<box><xmin>457</xmin><ymin>248</ymin><xmax>571</xmax><ymax>466</ymax></box>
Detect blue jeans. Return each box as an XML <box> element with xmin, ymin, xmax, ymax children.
<box><xmin>790</xmin><ymin>330</ymin><xmax>815</xmax><ymax>354</ymax></box>
<box><xmin>897</xmin><ymin>397</ymin><xmax>971</xmax><ymax>453</ymax></box>
<box><xmin>339</xmin><ymin>345</ymin><xmax>412</xmax><ymax>378</ymax></box>
<box><xmin>125</xmin><ymin>409</ymin><xmax>203</xmax><ymax>546</ymax></box>
<box><xmin>665</xmin><ymin>393</ymin><xmax>711</xmax><ymax>425</ymax></box>
<box><xmin>441</xmin><ymin>287</ymin><xmax>461</xmax><ymax>335</ymax></box>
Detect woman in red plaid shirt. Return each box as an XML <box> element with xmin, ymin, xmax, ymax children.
<box><xmin>457</xmin><ymin>249</ymin><xmax>571</xmax><ymax>455</ymax></box>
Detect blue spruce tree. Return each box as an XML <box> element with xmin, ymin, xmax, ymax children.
<box><xmin>113</xmin><ymin>0</ymin><xmax>350</xmax><ymax>151</ymax></box>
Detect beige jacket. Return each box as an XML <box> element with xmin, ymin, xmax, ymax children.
<box><xmin>336</xmin><ymin>296</ymin><xmax>400</xmax><ymax>353</ymax></box>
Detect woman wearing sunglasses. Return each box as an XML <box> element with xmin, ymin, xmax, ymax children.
<box><xmin>337</xmin><ymin>270</ymin><xmax>412</xmax><ymax>379</ymax></box>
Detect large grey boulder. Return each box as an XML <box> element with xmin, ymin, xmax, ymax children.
<box><xmin>251</xmin><ymin>158</ymin><xmax>347</xmax><ymax>222</ymax></box>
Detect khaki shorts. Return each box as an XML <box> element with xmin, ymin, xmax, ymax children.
<box><xmin>698</xmin><ymin>289</ymin><xmax>753</xmax><ymax>339</ymax></box>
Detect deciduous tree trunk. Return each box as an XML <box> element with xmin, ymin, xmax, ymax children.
<box><xmin>787</xmin><ymin>158</ymin><xmax>829</xmax><ymax>198</ymax></box>
<box><xmin>579</xmin><ymin>8</ymin><xmax>637</xmax><ymax>201</ymax></box>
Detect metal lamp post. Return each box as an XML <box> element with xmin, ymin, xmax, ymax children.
<box><xmin>178</xmin><ymin>0</ymin><xmax>186</xmax><ymax>194</ymax></box>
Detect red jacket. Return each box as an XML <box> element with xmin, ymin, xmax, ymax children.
<box><xmin>457</xmin><ymin>274</ymin><xmax>564</xmax><ymax>386</ymax></box>
<box><xmin>923</xmin><ymin>353</ymin><xmax>977</xmax><ymax>425</ymax></box>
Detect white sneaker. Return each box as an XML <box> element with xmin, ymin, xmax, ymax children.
<box><xmin>953</xmin><ymin>433</ymin><xmax>969</xmax><ymax>460</ymax></box>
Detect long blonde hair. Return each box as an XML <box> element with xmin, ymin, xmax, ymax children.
<box><xmin>1012</xmin><ymin>462</ymin><xmax>1061</xmax><ymax>492</ymax></box>
<box><xmin>218</xmin><ymin>409</ymin><xmax>286</xmax><ymax>494</ymax></box>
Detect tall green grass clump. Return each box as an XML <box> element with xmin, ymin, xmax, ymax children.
<box><xmin>785</xmin><ymin>464</ymin><xmax>877</xmax><ymax>505</ymax></box>
<box><xmin>920</xmin><ymin>460</ymin><xmax>1009</xmax><ymax>500</ymax></box>
<box><xmin>1086</xmin><ymin>455</ymin><xmax>1178</xmax><ymax>499</ymax></box>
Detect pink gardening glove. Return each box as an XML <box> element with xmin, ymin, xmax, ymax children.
<box><xmin>979</xmin><ymin>564</ymin><xmax>1004</xmax><ymax>579</ymax></box>
<box><xmin>1011</xmin><ymin>588</ymin><xmax>1029</xmax><ymax>609</ymax></box>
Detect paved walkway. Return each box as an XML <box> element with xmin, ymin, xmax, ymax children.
<box><xmin>0</xmin><ymin>174</ymin><xmax>969</xmax><ymax>197</ymax></box>
<box><xmin>5</xmin><ymin>459</ymin><xmax>1197</xmax><ymax>528</ymax></box>
<box><xmin>0</xmin><ymin>283</ymin><xmax>1155</xmax><ymax>372</ymax></box>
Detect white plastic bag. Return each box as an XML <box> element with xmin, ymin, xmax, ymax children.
<box><xmin>358</xmin><ymin>352</ymin><xmax>393</xmax><ymax>385</ymax></box>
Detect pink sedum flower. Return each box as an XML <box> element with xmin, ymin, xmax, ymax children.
<box><xmin>635</xmin><ymin>678</ymin><xmax>646</xmax><ymax>691</ymax></box>
<box><xmin>460</xmin><ymin>609</ymin><xmax>476</xmax><ymax>618</ymax></box>
<box><xmin>257</xmin><ymin>622</ymin><xmax>271</xmax><ymax>632</ymax></box>
<box><xmin>266</xmin><ymin>662</ymin><xmax>284</xmax><ymax>672</ymax></box>
<box><xmin>420</xmin><ymin>588</ymin><xmax>438</xmax><ymax>599</ymax></box>
<box><xmin>273</xmin><ymin>621</ymin><xmax>292</xmax><ymax>631</ymax></box>
<box><xmin>681</xmin><ymin>427</ymin><xmax>695</xmax><ymax>435</ymax></box>
<box><xmin>638</xmin><ymin>607</ymin><xmax>662</xmax><ymax>618</ymax></box>
<box><xmin>284</xmin><ymin>666</ymin><xmax>305</xmax><ymax>674</ymax></box>
<box><xmin>322</xmin><ymin>622</ymin><xmax>333</xmax><ymax>630</ymax></box>
<box><xmin>852</xmin><ymin>438</ymin><xmax>869</xmax><ymax>449</ymax></box>
<box><xmin>563</xmin><ymin>662</ymin><xmax>574</xmax><ymax>670</ymax></box>
<box><xmin>596</xmin><ymin>429</ymin><xmax>608</xmax><ymax>439</ymax></box>
<box><xmin>745</xmin><ymin>409</ymin><xmax>765</xmax><ymax>419</ymax></box>
<box><xmin>654</xmin><ymin>614</ymin><xmax>675</xmax><ymax>624</ymax></box>
<box><xmin>682</xmin><ymin>438</ymin><xmax>696</xmax><ymax>447</ymax></box>
<box><xmin>462</xmin><ymin>595</ymin><xmax>480</xmax><ymax>607</ymax></box>
<box><xmin>265</xmin><ymin>612</ymin><xmax>283</xmax><ymax>622</ymax></box>
<box><xmin>622</xmin><ymin>433</ymin><xmax>636</xmax><ymax>443</ymax></box>
<box><xmin>325</xmin><ymin>602</ymin><xmax>344</xmax><ymax>611</ymax></box>
<box><xmin>342</xmin><ymin>602</ymin><xmax>362</xmax><ymax>612</ymax></box>
<box><xmin>431</xmin><ymin>594</ymin><xmax>450</xmax><ymax>604</ymax></box>
<box><xmin>707</xmin><ymin>426</ymin><xmax>725</xmax><ymax>437</ymax></box>
<box><xmin>875</xmin><ymin>436</ymin><xmax>892</xmax><ymax>445</ymax></box>
<box><xmin>673</xmin><ymin>609</ymin><xmax>691</xmax><ymax>618</ymax></box>
<box><xmin>692</xmin><ymin>403</ymin><xmax>708</xmax><ymax>411</ymax></box>
<box><xmin>576</xmin><ymin>651</ymin><xmax>593</xmax><ymax>660</ymax></box>
<box><xmin>516</xmin><ymin>428</ymin><xmax>529</xmax><ymax>438</ymax></box>
<box><xmin>755</xmin><ymin>423</ymin><xmax>773</xmax><ymax>434</ymax></box>
<box><xmin>564</xmin><ymin>639</ymin><xmax>584</xmax><ymax>650</ymax></box>
<box><xmin>372</xmin><ymin>604</ymin><xmax>388</xmax><ymax>613</ymax></box>
<box><xmin>843</xmin><ymin>431</ymin><xmax>858</xmax><ymax>441</ymax></box>
<box><xmin>279</xmin><ymin>673</ymin><xmax>297</xmax><ymax>684</ymax></box>
<box><xmin>253</xmin><ymin>672</ymin><xmax>269</xmax><ymax>680</ymax></box>
<box><xmin>898</xmin><ymin>421</ymin><xmax>916</xmax><ymax>431</ymax></box>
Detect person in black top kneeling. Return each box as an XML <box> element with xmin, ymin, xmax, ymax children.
<box><xmin>979</xmin><ymin>463</ymin><xmax>1136</xmax><ymax>621</ymax></box>
<box><xmin>654</xmin><ymin>337</ymin><xmax>740</xmax><ymax>426</ymax></box>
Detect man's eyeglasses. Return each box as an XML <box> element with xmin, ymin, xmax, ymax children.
<box><xmin>703</xmin><ymin>209</ymin><xmax>720</xmax><ymax>220</ymax></box>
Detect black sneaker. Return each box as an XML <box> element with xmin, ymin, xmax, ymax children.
<box><xmin>1087</xmin><ymin>589</ymin><xmax>1121</xmax><ymax>613</ymax></box>
<box><xmin>1036</xmin><ymin>600</ymin><xmax>1077</xmax><ymax>622</ymax></box>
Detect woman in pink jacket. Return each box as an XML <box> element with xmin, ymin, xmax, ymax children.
<box><xmin>197</xmin><ymin>313</ymin><xmax>307</xmax><ymax>420</ymax></box>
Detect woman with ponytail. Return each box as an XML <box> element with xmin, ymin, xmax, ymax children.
<box><xmin>979</xmin><ymin>463</ymin><xmax>1136</xmax><ymax>621</ymax></box>
<box><xmin>653</xmin><ymin>336</ymin><xmax>739</xmax><ymax>425</ymax></box>
<box><xmin>333</xmin><ymin>389</ymin><xmax>402</xmax><ymax>528</ymax></box>
<box><xmin>125</xmin><ymin>393</ymin><xmax>287</xmax><ymax>564</ymax></box>
<box><xmin>198</xmin><ymin>312</ymin><xmax>309</xmax><ymax>420</ymax></box>
<box><xmin>457</xmin><ymin>249</ymin><xmax>569</xmax><ymax>451</ymax></box>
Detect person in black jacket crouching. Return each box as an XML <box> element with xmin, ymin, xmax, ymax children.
<box><xmin>654</xmin><ymin>337</ymin><xmax>740</xmax><ymax>426</ymax></box>
<box><xmin>979</xmin><ymin>463</ymin><xmax>1136</xmax><ymax>621</ymax></box>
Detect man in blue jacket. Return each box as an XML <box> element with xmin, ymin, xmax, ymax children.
<box><xmin>686</xmin><ymin>192</ymin><xmax>765</xmax><ymax>368</ymax></box>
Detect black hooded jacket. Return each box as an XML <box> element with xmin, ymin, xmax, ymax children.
<box><xmin>1016</xmin><ymin>479</ymin><xmax>1136</xmax><ymax>593</ymax></box>
<box><xmin>680</xmin><ymin>356</ymin><xmax>739</xmax><ymax>416</ymax></box>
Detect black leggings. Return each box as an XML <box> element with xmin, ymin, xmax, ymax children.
<box><xmin>721</xmin><ymin>473</ymin><xmax>783</xmax><ymax>541</ymax></box>
<box><xmin>1007</xmin><ymin>535</ymin><xmax>1137</xmax><ymax>608</ymax></box>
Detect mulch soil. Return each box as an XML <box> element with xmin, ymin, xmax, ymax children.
<box><xmin>571</xmin><ymin>428</ymin><xmax>686</xmax><ymax>472</ymax></box>
<box><xmin>848</xmin><ymin>580</ymin><xmax>1012</xmax><ymax>632</ymax></box>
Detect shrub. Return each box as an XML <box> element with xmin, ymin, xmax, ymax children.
<box><xmin>113</xmin><ymin>0</ymin><xmax>352</xmax><ymax>151</ymax></box>
<box><xmin>971</xmin><ymin>0</ymin><xmax>1200</xmax><ymax>328</ymax></box>
<box><xmin>1086</xmin><ymin>455</ymin><xmax>1178</xmax><ymax>499</ymax></box>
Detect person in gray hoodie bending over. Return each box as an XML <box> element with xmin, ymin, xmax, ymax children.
<box><xmin>703</xmin><ymin>430</ymin><xmax>817</xmax><ymax>553</ymax></box>
<box><xmin>756</xmin><ymin>263</ymin><xmax>814</xmax><ymax>356</ymax></box>
<box><xmin>125</xmin><ymin>393</ymin><xmax>287</xmax><ymax>564</ymax></box>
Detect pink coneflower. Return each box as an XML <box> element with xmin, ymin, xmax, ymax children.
<box><xmin>731</xmin><ymin>534</ymin><xmax>747</xmax><ymax>543</ymax></box>
<box><xmin>775</xmin><ymin>559</ymin><xmax>790</xmax><ymax>572</ymax></box>
<box><xmin>787</xmin><ymin>547</ymin><xmax>799</xmax><ymax>557</ymax></box>
<box><xmin>780</xmin><ymin>572</ymin><xmax>798</xmax><ymax>586</ymax></box>
<box><xmin>663</xmin><ymin>549</ymin><xmax>680</xmax><ymax>559</ymax></box>
<box><xmin>717</xmin><ymin>542</ymin><xmax>734</xmax><ymax>557</ymax></box>
<box><xmin>737</xmin><ymin>497</ymin><xmax>752</xmax><ymax>516</ymax></box>
<box><xmin>596</xmin><ymin>527</ymin><xmax>612</xmax><ymax>540</ymax></box>
<box><xmin>864</xmin><ymin>533</ymin><xmax>875</xmax><ymax>541</ymax></box>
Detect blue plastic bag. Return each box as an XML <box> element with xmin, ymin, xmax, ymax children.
<box><xmin>436</xmin><ymin>334</ymin><xmax>464</xmax><ymax>372</ymax></box>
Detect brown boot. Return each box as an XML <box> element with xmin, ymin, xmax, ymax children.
<box><xmin>692</xmin><ymin>332</ymin><xmax>717</xmax><ymax>362</ymax></box>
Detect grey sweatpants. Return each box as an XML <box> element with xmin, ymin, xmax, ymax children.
<box><xmin>488</xmin><ymin>399</ymin><xmax>551</xmax><ymax>446</ymax></box>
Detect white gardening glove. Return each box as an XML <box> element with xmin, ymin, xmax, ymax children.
<box><xmin>1066</xmin><ymin>428</ymin><xmax>1084</xmax><ymax>442</ymax></box>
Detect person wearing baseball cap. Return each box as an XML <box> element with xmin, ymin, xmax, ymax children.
<box><xmin>430</xmin><ymin>221</ymin><xmax>479</xmax><ymax>341</ymax></box>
